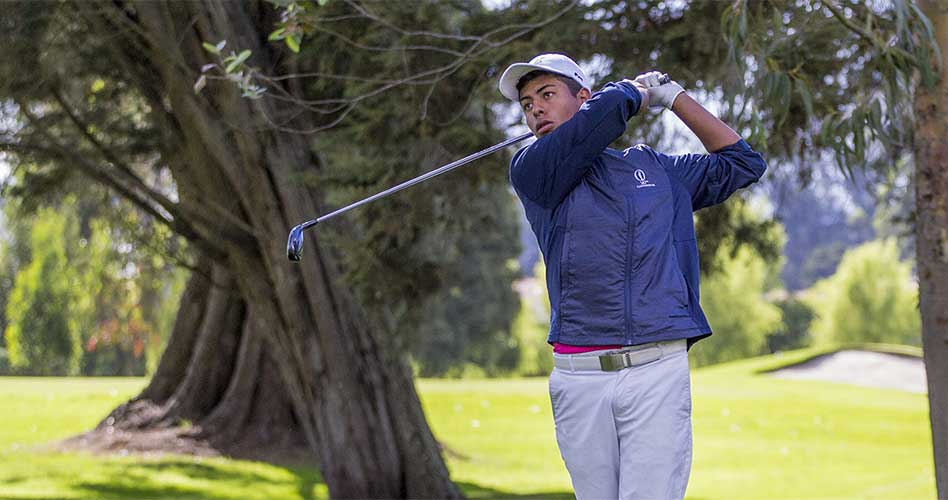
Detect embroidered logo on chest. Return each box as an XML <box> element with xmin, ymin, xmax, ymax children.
<box><xmin>634</xmin><ymin>169</ymin><xmax>656</xmax><ymax>189</ymax></box>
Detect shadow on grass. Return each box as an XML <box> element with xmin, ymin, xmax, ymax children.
<box><xmin>457</xmin><ymin>481</ymin><xmax>574</xmax><ymax>499</ymax></box>
<box><xmin>0</xmin><ymin>455</ymin><xmax>572</xmax><ymax>500</ymax></box>
<box><xmin>69</xmin><ymin>464</ymin><xmax>569</xmax><ymax>500</ymax></box>
<box><xmin>39</xmin><ymin>458</ymin><xmax>325</xmax><ymax>500</ymax></box>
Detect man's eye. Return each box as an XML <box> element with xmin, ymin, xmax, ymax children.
<box><xmin>523</xmin><ymin>103</ymin><xmax>533</xmax><ymax>111</ymax></box>
<box><xmin>543</xmin><ymin>91</ymin><xmax>554</xmax><ymax>98</ymax></box>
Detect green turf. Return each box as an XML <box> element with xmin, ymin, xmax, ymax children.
<box><xmin>0</xmin><ymin>347</ymin><xmax>936</xmax><ymax>499</ymax></box>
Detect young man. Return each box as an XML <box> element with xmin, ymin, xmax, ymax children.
<box><xmin>498</xmin><ymin>53</ymin><xmax>767</xmax><ymax>499</ymax></box>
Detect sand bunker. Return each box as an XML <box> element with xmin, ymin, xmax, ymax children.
<box><xmin>769</xmin><ymin>350</ymin><xmax>927</xmax><ymax>393</ymax></box>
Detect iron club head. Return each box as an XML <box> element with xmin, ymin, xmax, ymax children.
<box><xmin>287</xmin><ymin>224</ymin><xmax>305</xmax><ymax>262</ymax></box>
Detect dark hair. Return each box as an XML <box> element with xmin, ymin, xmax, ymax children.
<box><xmin>516</xmin><ymin>70</ymin><xmax>584</xmax><ymax>97</ymax></box>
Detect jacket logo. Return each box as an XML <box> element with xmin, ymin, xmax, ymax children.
<box><xmin>634</xmin><ymin>169</ymin><xmax>656</xmax><ymax>188</ymax></box>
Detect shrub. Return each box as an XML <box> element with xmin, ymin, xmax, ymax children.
<box><xmin>692</xmin><ymin>245</ymin><xmax>784</xmax><ymax>367</ymax></box>
<box><xmin>803</xmin><ymin>239</ymin><xmax>920</xmax><ymax>346</ymax></box>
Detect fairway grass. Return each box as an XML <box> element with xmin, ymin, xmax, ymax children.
<box><xmin>0</xmin><ymin>348</ymin><xmax>936</xmax><ymax>499</ymax></box>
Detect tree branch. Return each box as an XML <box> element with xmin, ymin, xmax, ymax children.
<box><xmin>822</xmin><ymin>1</ymin><xmax>919</xmax><ymax>67</ymax></box>
<box><xmin>50</xmin><ymin>87</ymin><xmax>260</xmax><ymax>246</ymax></box>
<box><xmin>341</xmin><ymin>0</ymin><xmax>482</xmax><ymax>41</ymax></box>
<box><xmin>308</xmin><ymin>23</ymin><xmax>469</xmax><ymax>57</ymax></box>
<box><xmin>235</xmin><ymin>0</ymin><xmax>580</xmax><ymax>134</ymax></box>
<box><xmin>5</xmin><ymin>104</ymin><xmax>232</xmax><ymax>260</ymax></box>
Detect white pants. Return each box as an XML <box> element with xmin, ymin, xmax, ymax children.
<box><xmin>549</xmin><ymin>342</ymin><xmax>692</xmax><ymax>500</ymax></box>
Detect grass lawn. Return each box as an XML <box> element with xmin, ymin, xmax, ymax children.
<box><xmin>0</xmin><ymin>348</ymin><xmax>936</xmax><ymax>499</ymax></box>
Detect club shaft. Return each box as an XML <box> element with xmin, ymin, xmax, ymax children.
<box><xmin>300</xmin><ymin>132</ymin><xmax>533</xmax><ymax>230</ymax></box>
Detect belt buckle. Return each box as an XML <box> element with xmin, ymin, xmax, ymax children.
<box><xmin>599</xmin><ymin>353</ymin><xmax>622</xmax><ymax>371</ymax></box>
<box><xmin>599</xmin><ymin>346</ymin><xmax>664</xmax><ymax>371</ymax></box>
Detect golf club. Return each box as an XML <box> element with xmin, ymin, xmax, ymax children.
<box><xmin>287</xmin><ymin>131</ymin><xmax>532</xmax><ymax>261</ymax></box>
<box><xmin>287</xmin><ymin>74</ymin><xmax>669</xmax><ymax>261</ymax></box>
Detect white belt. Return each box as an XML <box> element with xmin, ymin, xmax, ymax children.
<box><xmin>553</xmin><ymin>339</ymin><xmax>686</xmax><ymax>372</ymax></box>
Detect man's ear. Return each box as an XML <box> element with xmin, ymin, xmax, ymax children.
<box><xmin>577</xmin><ymin>87</ymin><xmax>592</xmax><ymax>103</ymax></box>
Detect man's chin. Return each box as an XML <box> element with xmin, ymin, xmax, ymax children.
<box><xmin>535</xmin><ymin>123</ymin><xmax>555</xmax><ymax>137</ymax></box>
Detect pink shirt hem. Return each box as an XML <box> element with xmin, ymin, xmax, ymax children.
<box><xmin>552</xmin><ymin>342</ymin><xmax>624</xmax><ymax>354</ymax></box>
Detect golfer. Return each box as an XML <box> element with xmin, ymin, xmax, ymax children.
<box><xmin>498</xmin><ymin>53</ymin><xmax>767</xmax><ymax>499</ymax></box>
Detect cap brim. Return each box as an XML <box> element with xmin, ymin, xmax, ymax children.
<box><xmin>498</xmin><ymin>62</ymin><xmax>569</xmax><ymax>101</ymax></box>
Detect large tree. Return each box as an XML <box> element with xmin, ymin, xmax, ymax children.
<box><xmin>1</xmin><ymin>0</ymin><xmax>589</xmax><ymax>496</ymax></box>
<box><xmin>914</xmin><ymin>3</ymin><xmax>948</xmax><ymax>495</ymax></box>
<box><xmin>0</xmin><ymin>0</ymin><xmax>537</xmax><ymax>496</ymax></box>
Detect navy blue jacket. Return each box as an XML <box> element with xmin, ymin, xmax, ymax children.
<box><xmin>510</xmin><ymin>80</ymin><xmax>767</xmax><ymax>347</ymax></box>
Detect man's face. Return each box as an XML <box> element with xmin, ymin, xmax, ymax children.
<box><xmin>518</xmin><ymin>74</ymin><xmax>589</xmax><ymax>138</ymax></box>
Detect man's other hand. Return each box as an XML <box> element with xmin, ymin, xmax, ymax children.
<box><xmin>633</xmin><ymin>71</ymin><xmax>685</xmax><ymax>110</ymax></box>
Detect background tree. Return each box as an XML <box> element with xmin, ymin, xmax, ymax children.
<box><xmin>4</xmin><ymin>207</ymin><xmax>80</xmax><ymax>375</ymax></box>
<box><xmin>0</xmin><ymin>202</ymin><xmax>19</xmax><ymax>374</ymax></box>
<box><xmin>72</xmin><ymin>217</ymin><xmax>183</xmax><ymax>376</ymax></box>
<box><xmin>690</xmin><ymin>203</ymin><xmax>785</xmax><ymax>367</ymax></box>
<box><xmin>694</xmin><ymin>245</ymin><xmax>783</xmax><ymax>367</ymax></box>
<box><xmin>766</xmin><ymin>297</ymin><xmax>815</xmax><ymax>353</ymax></box>
<box><xmin>512</xmin><ymin>260</ymin><xmax>554</xmax><ymax>377</ymax></box>
<box><xmin>805</xmin><ymin>239</ymin><xmax>921</xmax><ymax>347</ymax></box>
<box><xmin>1</xmin><ymin>155</ymin><xmax>189</xmax><ymax>377</ymax></box>
<box><xmin>763</xmin><ymin>165</ymin><xmax>877</xmax><ymax>291</ymax></box>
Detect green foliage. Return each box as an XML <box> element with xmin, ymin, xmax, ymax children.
<box><xmin>196</xmin><ymin>42</ymin><xmax>266</xmax><ymax>98</ymax></box>
<box><xmin>512</xmin><ymin>261</ymin><xmax>553</xmax><ymax>377</ymax></box>
<box><xmin>147</xmin><ymin>267</ymin><xmax>187</xmax><ymax>375</ymax></box>
<box><xmin>201</xmin><ymin>40</ymin><xmax>225</xmax><ymax>55</ymax></box>
<box><xmin>302</xmin><ymin>2</ymin><xmax>525</xmax><ymax>377</ymax></box>
<box><xmin>0</xmin><ymin>226</ymin><xmax>14</xmax><ymax>352</ymax></box>
<box><xmin>721</xmin><ymin>1</ymin><xmax>940</xmax><ymax>177</ymax></box>
<box><xmin>3</xmin><ymin>208</ymin><xmax>80</xmax><ymax>375</ymax></box>
<box><xmin>691</xmin><ymin>200</ymin><xmax>786</xmax><ymax>367</ymax></box>
<box><xmin>267</xmin><ymin>1</ymin><xmax>311</xmax><ymax>53</ymax></box>
<box><xmin>804</xmin><ymin>239</ymin><xmax>920</xmax><ymax>346</ymax></box>
<box><xmin>199</xmin><ymin>0</ymin><xmax>327</xmax><ymax>96</ymax></box>
<box><xmin>1</xmin><ymin>192</ymin><xmax>187</xmax><ymax>376</ymax></box>
<box><xmin>695</xmin><ymin>197</ymin><xmax>784</xmax><ymax>277</ymax></box>
<box><xmin>692</xmin><ymin>243</ymin><xmax>784</xmax><ymax>368</ymax></box>
<box><xmin>72</xmin><ymin>219</ymin><xmax>149</xmax><ymax>376</ymax></box>
<box><xmin>766</xmin><ymin>297</ymin><xmax>815</xmax><ymax>353</ymax></box>
<box><xmin>0</xmin><ymin>347</ymin><xmax>9</xmax><ymax>374</ymax></box>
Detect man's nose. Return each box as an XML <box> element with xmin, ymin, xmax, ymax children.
<box><xmin>531</xmin><ymin>104</ymin><xmax>545</xmax><ymax>118</ymax></box>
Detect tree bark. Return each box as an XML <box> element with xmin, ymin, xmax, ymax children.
<box><xmin>915</xmin><ymin>3</ymin><xmax>948</xmax><ymax>498</ymax></box>
<box><xmin>139</xmin><ymin>260</ymin><xmax>212</xmax><ymax>403</ymax></box>
<box><xmin>78</xmin><ymin>1</ymin><xmax>461</xmax><ymax>497</ymax></box>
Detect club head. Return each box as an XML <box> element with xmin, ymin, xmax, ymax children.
<box><xmin>287</xmin><ymin>225</ymin><xmax>305</xmax><ymax>262</ymax></box>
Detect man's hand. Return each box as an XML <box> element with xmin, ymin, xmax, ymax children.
<box><xmin>623</xmin><ymin>79</ymin><xmax>650</xmax><ymax>114</ymax></box>
<box><xmin>633</xmin><ymin>71</ymin><xmax>684</xmax><ymax>111</ymax></box>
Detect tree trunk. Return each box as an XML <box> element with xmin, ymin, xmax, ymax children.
<box><xmin>915</xmin><ymin>3</ymin><xmax>948</xmax><ymax>498</ymax></box>
<box><xmin>78</xmin><ymin>1</ymin><xmax>461</xmax><ymax>497</ymax></box>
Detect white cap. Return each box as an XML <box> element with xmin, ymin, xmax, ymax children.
<box><xmin>498</xmin><ymin>53</ymin><xmax>590</xmax><ymax>101</ymax></box>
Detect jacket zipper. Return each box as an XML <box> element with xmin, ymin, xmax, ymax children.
<box><xmin>625</xmin><ymin>196</ymin><xmax>635</xmax><ymax>344</ymax></box>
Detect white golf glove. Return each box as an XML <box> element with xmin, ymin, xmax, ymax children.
<box><xmin>633</xmin><ymin>71</ymin><xmax>685</xmax><ymax>110</ymax></box>
<box><xmin>623</xmin><ymin>79</ymin><xmax>651</xmax><ymax>113</ymax></box>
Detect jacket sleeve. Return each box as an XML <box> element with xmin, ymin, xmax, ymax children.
<box><xmin>509</xmin><ymin>81</ymin><xmax>643</xmax><ymax>209</ymax></box>
<box><xmin>651</xmin><ymin>139</ymin><xmax>767</xmax><ymax>211</ymax></box>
